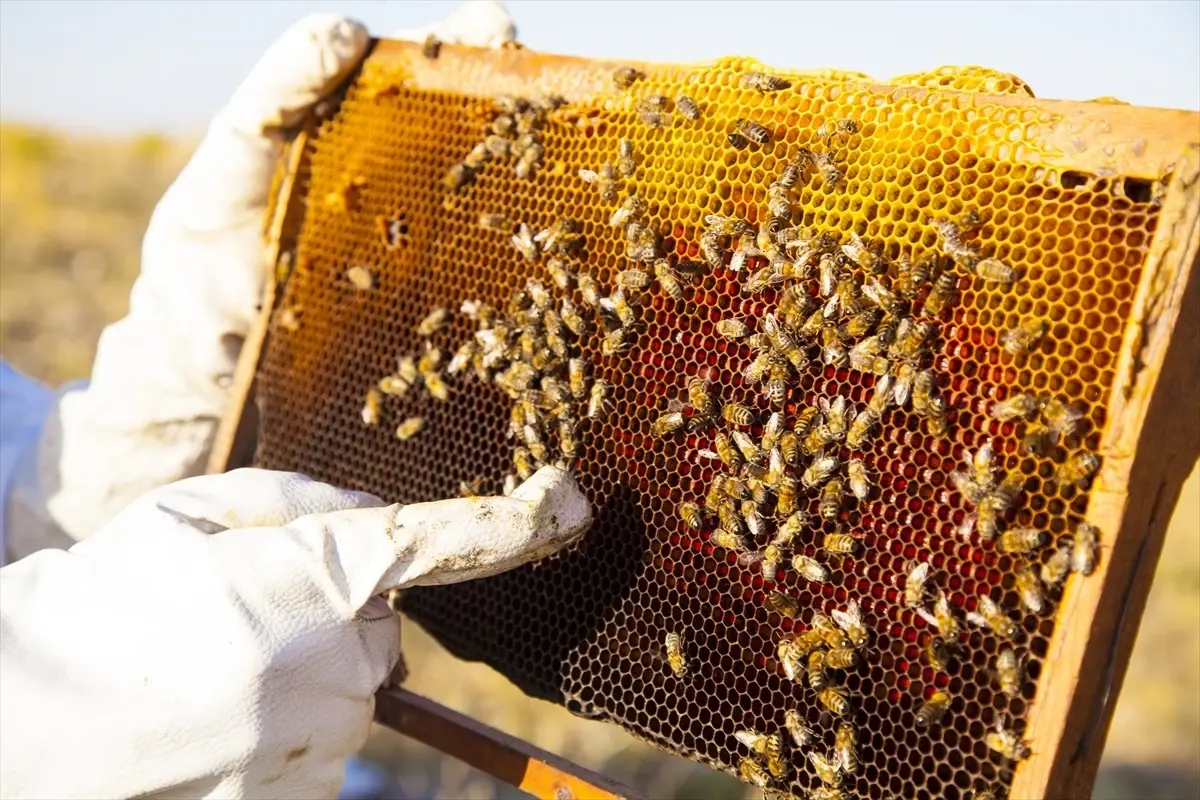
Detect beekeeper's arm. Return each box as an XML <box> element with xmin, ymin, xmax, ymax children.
<box><xmin>1</xmin><ymin>1</ymin><xmax>517</xmax><ymax>564</ymax></box>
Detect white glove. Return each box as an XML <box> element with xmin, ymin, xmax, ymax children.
<box><xmin>0</xmin><ymin>464</ymin><xmax>590</xmax><ymax>800</ymax></box>
<box><xmin>2</xmin><ymin>0</ymin><xmax>518</xmax><ymax>564</ymax></box>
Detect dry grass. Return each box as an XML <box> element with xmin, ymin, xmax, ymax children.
<box><xmin>1</xmin><ymin>124</ymin><xmax>1195</xmax><ymax>799</ymax></box>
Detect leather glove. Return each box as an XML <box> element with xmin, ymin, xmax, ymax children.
<box><xmin>2</xmin><ymin>0</ymin><xmax>518</xmax><ymax>564</ymax></box>
<box><xmin>0</xmin><ymin>464</ymin><xmax>590</xmax><ymax>800</ymax></box>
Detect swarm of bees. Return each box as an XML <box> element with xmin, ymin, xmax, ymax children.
<box><xmin>350</xmin><ymin>58</ymin><xmax>1115</xmax><ymax>799</ymax></box>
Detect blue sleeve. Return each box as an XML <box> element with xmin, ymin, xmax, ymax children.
<box><xmin>0</xmin><ymin>360</ymin><xmax>54</xmax><ymax>565</ymax></box>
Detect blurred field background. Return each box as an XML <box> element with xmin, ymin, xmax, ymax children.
<box><xmin>1</xmin><ymin>123</ymin><xmax>1196</xmax><ymax>799</ymax></box>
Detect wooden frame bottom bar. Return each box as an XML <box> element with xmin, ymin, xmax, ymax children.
<box><xmin>374</xmin><ymin>688</ymin><xmax>646</xmax><ymax>800</ymax></box>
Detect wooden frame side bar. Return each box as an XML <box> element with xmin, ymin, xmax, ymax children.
<box><xmin>375</xmin><ymin>688</ymin><xmax>647</xmax><ymax>800</ymax></box>
<box><xmin>1012</xmin><ymin>146</ymin><xmax>1200</xmax><ymax>799</ymax></box>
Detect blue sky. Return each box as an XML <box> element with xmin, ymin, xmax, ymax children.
<box><xmin>1</xmin><ymin>0</ymin><xmax>1197</xmax><ymax>134</ymax></box>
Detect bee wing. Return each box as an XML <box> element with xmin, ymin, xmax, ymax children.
<box><xmin>916</xmin><ymin>606</ymin><xmax>940</xmax><ymax>629</ymax></box>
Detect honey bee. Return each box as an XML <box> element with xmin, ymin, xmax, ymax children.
<box><xmin>820</xmin><ymin>326</ymin><xmax>849</xmax><ymax>367</ymax></box>
<box><xmin>918</xmin><ymin>271</ymin><xmax>956</xmax><ymax>317</ymax></box>
<box><xmin>601</xmin><ymin>327</ymin><xmax>634</xmax><ymax>356</ymax></box>
<box><xmin>638</xmin><ymin>110</ymin><xmax>673</xmax><ymax>128</ymax></box>
<box><xmin>931</xmin><ymin>589</ymin><xmax>960</xmax><ymax>639</ymax></box>
<box><xmin>610</xmin><ymin>194</ymin><xmax>646</xmax><ymax>229</ymax></box>
<box><xmin>840</xmin><ymin>232</ymin><xmax>883</xmax><ymax>273</ymax></box>
<box><xmin>925</xmin><ymin>637</ymin><xmax>955</xmax><ymax>671</ymax></box>
<box><xmin>712</xmin><ymin>528</ymin><xmax>749</xmax><ymax>552</ymax></box>
<box><xmin>793</xmin><ymin>406</ymin><xmax>819</xmax><ymax>438</ymax></box>
<box><xmin>735</xmin><ymin>728</ymin><xmax>770</xmax><ymax>754</ymax></box>
<box><xmin>416</xmin><ymin>307</ymin><xmax>449</xmax><ymax>338</ymax></box>
<box><xmin>1057</xmin><ymin>452</ymin><xmax>1101</xmax><ymax>487</ymax></box>
<box><xmin>825</xmin><ymin>647</ymin><xmax>858</xmax><ymax>670</ymax></box>
<box><xmin>664</xmin><ymin>631</ymin><xmax>688</xmax><ymax>677</ymax></box>
<box><xmin>722</xmin><ymin>403</ymin><xmax>756</xmax><ymax>427</ymax></box>
<box><xmin>514</xmin><ymin>145</ymin><xmax>542</xmax><ymax>179</ymax></box>
<box><xmin>616</xmin><ymin>138</ymin><xmax>636</xmax><ymax>177</ymax></box>
<box><xmin>832</xmin><ymin>599</ymin><xmax>869</xmax><ymax>648</ymax></box>
<box><xmin>818</xmin><ymin>686</ymin><xmax>852</xmax><ymax>717</ymax></box>
<box><xmin>559</xmin><ymin>421</ymin><xmax>580</xmax><ymax>459</ymax></box>
<box><xmin>975</xmin><ymin>257</ymin><xmax>1023</xmax><ymax>284</ymax></box>
<box><xmin>904</xmin><ymin>561</ymin><xmax>933</xmax><ymax>609</ymax></box>
<box><xmin>463</xmin><ymin>142</ymin><xmax>491</xmax><ymax>170</ymax></box>
<box><xmin>346</xmin><ymin>265</ymin><xmax>374</xmax><ymax>291</ymax></box>
<box><xmin>845</xmin><ymin>407</ymin><xmax>881</xmax><ymax>451</ymax></box>
<box><xmin>713</xmin><ymin>320</ymin><xmax>754</xmax><ymax>345</ymax></box>
<box><xmin>727</xmin><ymin>431</ymin><xmax>758</xmax><ymax>464</ymax></box>
<box><xmin>422</xmin><ymin>33</ymin><xmax>441</xmax><ymax>58</ymax></box>
<box><xmin>799</xmin><ymin>305</ymin><xmax>827</xmax><ymax>340</ymax></box>
<box><xmin>777</xmin><ymin>637</ymin><xmax>806</xmax><ymax>681</ymax></box>
<box><xmin>834</xmin><ymin>722</ymin><xmax>858</xmax><ymax>774</ymax></box>
<box><xmin>613</xmin><ymin>66</ymin><xmax>645</xmax><ymax>89</ymax></box>
<box><xmin>653</xmin><ymin>411</ymin><xmax>686</xmax><ymax>438</ymax></box>
<box><xmin>806</xmin><ymin>650</ymin><xmax>828</xmax><ymax>690</ymax></box>
<box><xmin>1015</xmin><ymin>563</ymin><xmax>1047</xmax><ymax>614</ymax></box>
<box><xmin>776</xmin><ymin>475</ymin><xmax>800</xmax><ymax>518</ymax></box>
<box><xmin>1000</xmin><ymin>318</ymin><xmax>1048</xmax><ymax>356</ymax></box>
<box><xmin>776</xmin><ymin>433</ymin><xmax>799</xmax><ymax>469</ymax></box>
<box><xmin>523</xmin><ymin>423</ymin><xmax>549</xmax><ymax>462</ymax></box>
<box><xmin>991</xmin><ymin>392</ymin><xmax>1041</xmax><ymax>422</ymax></box>
<box><xmin>819</xmin><ymin>119</ymin><xmax>860</xmax><ymax>144</ymax></box>
<box><xmin>967</xmin><ymin>595</ymin><xmax>1020</xmax><ymax>640</ymax></box>
<box><xmin>792</xmin><ymin>554</ymin><xmax>831</xmax><ymax>583</ymax></box>
<box><xmin>676</xmin><ymin>94</ymin><xmax>701</xmax><ymax>120</ymax></box>
<box><xmin>677</xmin><ymin>501</ymin><xmax>704</xmax><ymax>530</ymax></box>
<box><xmin>844</xmin><ymin>459</ymin><xmax>871</xmax><ymax>501</ymax></box>
<box><xmin>985</xmin><ymin>719</ymin><xmax>1031</xmax><ymax>761</ymax></box>
<box><xmin>509</xmin><ymin>223</ymin><xmax>539</xmax><ymax>262</ymax></box>
<box><xmin>784</xmin><ymin>709</ymin><xmax>814</xmax><ymax>749</ymax></box>
<box><xmin>427</xmin><ymin>372</ymin><xmax>452</xmax><ymax>402</ymax></box>
<box><xmin>391</xmin><ymin>415</ymin><xmax>425</xmax><ymax>441</ymax></box>
<box><xmin>651</xmin><ymin>260</ymin><xmax>687</xmax><ymax>300</ymax></box>
<box><xmin>916</xmin><ymin>690</ymin><xmax>951</xmax><ymax>728</ymax></box>
<box><xmin>442</xmin><ymin>163</ymin><xmax>476</xmax><ymax>192</ymax></box>
<box><xmin>996</xmin><ymin>647</ymin><xmax>1026</xmax><ymax>698</ymax></box>
<box><xmin>762</xmin><ymin>590</ymin><xmax>802</xmax><ymax>623</ymax></box>
<box><xmin>378</xmin><ymin>374</ymin><xmax>410</xmax><ymax>396</ymax></box>
<box><xmin>743</xmin><ymin>501</ymin><xmax>770</xmax><ymax>540</ymax></box>
<box><xmin>741</xmin><ymin>71</ymin><xmax>791</xmax><ymax>93</ymax></box>
<box><xmin>738</xmin><ymin>757</ymin><xmax>771</xmax><ymax>788</ymax></box>
<box><xmin>543</xmin><ymin>258</ymin><xmax>574</xmax><ymax>291</ymax></box>
<box><xmin>819</xmin><ymin>480</ymin><xmax>845</xmax><ymax>522</ymax></box>
<box><xmin>558</xmin><ymin>298</ymin><xmax>586</xmax><ymax>337</ymax></box>
<box><xmin>809</xmin><ymin>751</ymin><xmax>843</xmax><ymax>787</ymax></box>
<box><xmin>578</xmin><ymin>163</ymin><xmax>619</xmax><ymax>203</ymax></box>
<box><xmin>1073</xmin><ymin>522</ymin><xmax>1099</xmax><ymax>575</ymax></box>
<box><xmin>802</xmin><ymin>452</ymin><xmax>839</xmax><ymax>488</ymax></box>
<box><xmin>513</xmin><ymin>446</ymin><xmax>537</xmax><ymax>480</ymax></box>
<box><xmin>814</xmin><ymin>150</ymin><xmax>842</xmax><ymax>190</ymax></box>
<box><xmin>361</xmin><ymin>388</ymin><xmax>382</xmax><ymax>425</ymax></box>
<box><xmin>932</xmin><ymin>218</ymin><xmax>980</xmax><ymax>269</ymax></box>
<box><xmin>735</xmin><ymin>117</ymin><xmax>771</xmax><ymax>145</ymax></box>
<box><xmin>977</xmin><ymin>474</ymin><xmax>1023</xmax><ymax>540</ymax></box>
<box><xmin>823</xmin><ymin>531</ymin><xmax>860</xmax><ymax>557</ymax></box>
<box><xmin>1042</xmin><ymin>397</ymin><xmax>1084</xmax><ymax>439</ymax></box>
<box><xmin>997</xmin><ymin>528</ymin><xmax>1045</xmax><ymax>555</ymax></box>
<box><xmin>892</xmin><ymin>361</ymin><xmax>916</xmax><ymax>407</ymax></box>
<box><xmin>586</xmin><ymin>380</ymin><xmax>609</xmax><ymax>419</ymax></box>
<box><xmin>478</xmin><ymin>212</ymin><xmax>512</xmax><ymax>233</ymax></box>
<box><xmin>1036</xmin><ymin>543</ymin><xmax>1071</xmax><ymax>589</ymax></box>
<box><xmin>811</xmin><ymin>788</ymin><xmax>846</xmax><ymax>800</ymax></box>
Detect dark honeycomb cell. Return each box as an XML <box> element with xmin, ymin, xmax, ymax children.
<box><xmin>250</xmin><ymin>43</ymin><xmax>1174</xmax><ymax>800</ymax></box>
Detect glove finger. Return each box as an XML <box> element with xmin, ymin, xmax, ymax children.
<box><xmin>220</xmin><ymin>466</ymin><xmax>592</xmax><ymax>618</ymax></box>
<box><xmin>391</xmin><ymin>0</ymin><xmax>516</xmax><ymax>49</ymax></box>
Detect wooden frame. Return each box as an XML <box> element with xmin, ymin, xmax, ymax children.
<box><xmin>209</xmin><ymin>42</ymin><xmax>1200</xmax><ymax>800</ymax></box>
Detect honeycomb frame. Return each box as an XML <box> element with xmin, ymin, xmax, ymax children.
<box><xmin>216</xmin><ymin>39</ymin><xmax>1200</xmax><ymax>800</ymax></box>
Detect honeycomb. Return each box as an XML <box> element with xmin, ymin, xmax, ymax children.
<box><xmin>249</xmin><ymin>39</ymin><xmax>1197</xmax><ymax>800</ymax></box>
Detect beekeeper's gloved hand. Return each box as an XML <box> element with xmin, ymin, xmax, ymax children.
<box><xmin>1</xmin><ymin>0</ymin><xmax>518</xmax><ymax>564</ymax></box>
<box><xmin>0</xmin><ymin>465</ymin><xmax>590</xmax><ymax>799</ymax></box>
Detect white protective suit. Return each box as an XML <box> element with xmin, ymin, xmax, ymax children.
<box><xmin>0</xmin><ymin>4</ymin><xmax>589</xmax><ymax>799</ymax></box>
